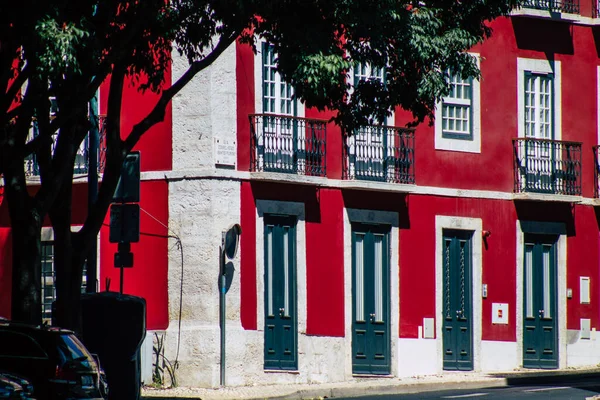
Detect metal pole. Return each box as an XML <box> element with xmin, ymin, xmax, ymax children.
<box><xmin>87</xmin><ymin>94</ymin><xmax>99</xmax><ymax>293</ymax></box>
<box><xmin>120</xmin><ymin>266</ymin><xmax>124</xmax><ymax>295</ymax></box>
<box><xmin>219</xmin><ymin>244</ymin><xmax>226</xmax><ymax>386</ymax></box>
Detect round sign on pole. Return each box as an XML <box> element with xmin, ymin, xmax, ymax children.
<box><xmin>224</xmin><ymin>224</ymin><xmax>242</xmax><ymax>260</ymax></box>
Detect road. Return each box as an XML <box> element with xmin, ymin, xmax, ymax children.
<box><xmin>337</xmin><ymin>382</ymin><xmax>600</xmax><ymax>400</ymax></box>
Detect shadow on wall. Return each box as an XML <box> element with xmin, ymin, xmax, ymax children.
<box><xmin>341</xmin><ymin>190</ymin><xmax>410</xmax><ymax>229</ymax></box>
<box><xmin>514</xmin><ymin>200</ymin><xmax>576</xmax><ymax>236</ymax></box>
<box><xmin>512</xmin><ymin>16</ymin><xmax>574</xmax><ymax>55</ymax></box>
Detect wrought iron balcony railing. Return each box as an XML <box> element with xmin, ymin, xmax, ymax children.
<box><xmin>513</xmin><ymin>138</ymin><xmax>581</xmax><ymax>196</ymax></box>
<box><xmin>25</xmin><ymin>115</ymin><xmax>107</xmax><ymax>177</ymax></box>
<box><xmin>250</xmin><ymin>114</ymin><xmax>327</xmax><ymax>176</ymax></box>
<box><xmin>594</xmin><ymin>145</ymin><xmax>600</xmax><ymax>198</ymax></box>
<box><xmin>343</xmin><ymin>125</ymin><xmax>415</xmax><ymax>184</ymax></box>
<box><xmin>522</xmin><ymin>0</ymin><xmax>580</xmax><ymax>13</ymax></box>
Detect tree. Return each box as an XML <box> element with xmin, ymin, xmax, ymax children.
<box><xmin>0</xmin><ymin>0</ymin><xmax>521</xmax><ymax>331</ymax></box>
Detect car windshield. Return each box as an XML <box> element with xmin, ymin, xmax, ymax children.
<box><xmin>55</xmin><ymin>334</ymin><xmax>94</xmax><ymax>369</ymax></box>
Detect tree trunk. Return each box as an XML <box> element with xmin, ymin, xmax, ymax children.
<box><xmin>3</xmin><ymin>148</ymin><xmax>42</xmax><ymax>325</ymax></box>
<box><xmin>49</xmin><ymin>180</ymin><xmax>81</xmax><ymax>332</ymax></box>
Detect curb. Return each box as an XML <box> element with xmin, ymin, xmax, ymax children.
<box><xmin>141</xmin><ymin>368</ymin><xmax>600</xmax><ymax>400</ymax></box>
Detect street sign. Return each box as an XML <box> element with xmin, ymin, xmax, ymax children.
<box><xmin>109</xmin><ymin>203</ymin><xmax>140</xmax><ymax>243</ymax></box>
<box><xmin>113</xmin><ymin>151</ymin><xmax>140</xmax><ymax>203</ymax></box>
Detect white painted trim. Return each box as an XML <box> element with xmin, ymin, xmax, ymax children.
<box><xmin>153</xmin><ymin>169</ymin><xmax>591</xmax><ymax>204</ymax></box>
<box><xmin>517</xmin><ymin>57</ymin><xmax>562</xmax><ymax>141</ymax></box>
<box><xmin>343</xmin><ymin>208</ymin><xmax>399</xmax><ymax>378</ymax></box>
<box><xmin>255</xmin><ymin>200</ymin><xmax>307</xmax><ymax>369</ymax></box>
<box><xmin>515</xmin><ymin>220</ymin><xmax>567</xmax><ymax>369</ymax></box>
<box><xmin>435</xmin><ymin>216</ymin><xmax>483</xmax><ymax>373</ymax></box>
<box><xmin>254</xmin><ymin>40</ymin><xmax>305</xmax><ymax>118</ymax></box>
<box><xmin>435</xmin><ymin>54</ymin><xmax>481</xmax><ymax>153</ymax></box>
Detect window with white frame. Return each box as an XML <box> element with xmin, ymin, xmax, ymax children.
<box><xmin>524</xmin><ymin>72</ymin><xmax>553</xmax><ymax>140</ymax></box>
<box><xmin>435</xmin><ymin>54</ymin><xmax>481</xmax><ymax>153</ymax></box>
<box><xmin>441</xmin><ymin>74</ymin><xmax>473</xmax><ymax>139</ymax></box>
<box><xmin>517</xmin><ymin>58</ymin><xmax>561</xmax><ymax>141</ymax></box>
<box><xmin>353</xmin><ymin>62</ymin><xmax>387</xmax><ymax>124</ymax></box>
<box><xmin>262</xmin><ymin>43</ymin><xmax>296</xmax><ymax>116</ymax></box>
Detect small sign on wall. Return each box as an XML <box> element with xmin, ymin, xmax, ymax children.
<box><xmin>492</xmin><ymin>303</ymin><xmax>508</xmax><ymax>325</ymax></box>
<box><xmin>214</xmin><ymin>138</ymin><xmax>236</xmax><ymax>167</ymax></box>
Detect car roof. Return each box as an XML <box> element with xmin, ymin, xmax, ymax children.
<box><xmin>0</xmin><ymin>321</ymin><xmax>74</xmax><ymax>336</ymax></box>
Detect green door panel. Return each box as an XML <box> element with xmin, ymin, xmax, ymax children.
<box><xmin>442</xmin><ymin>229</ymin><xmax>473</xmax><ymax>371</ymax></box>
<box><xmin>523</xmin><ymin>234</ymin><xmax>558</xmax><ymax>369</ymax></box>
<box><xmin>264</xmin><ymin>215</ymin><xmax>298</xmax><ymax>370</ymax></box>
<box><xmin>352</xmin><ymin>223</ymin><xmax>391</xmax><ymax>375</ymax></box>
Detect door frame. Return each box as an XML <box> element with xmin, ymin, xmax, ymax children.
<box><xmin>516</xmin><ymin>220</ymin><xmax>567</xmax><ymax>369</ymax></box>
<box><xmin>256</xmin><ymin>200</ymin><xmax>307</xmax><ymax>371</ymax></box>
<box><xmin>344</xmin><ymin>208</ymin><xmax>399</xmax><ymax>378</ymax></box>
<box><xmin>435</xmin><ymin>216</ymin><xmax>483</xmax><ymax>373</ymax></box>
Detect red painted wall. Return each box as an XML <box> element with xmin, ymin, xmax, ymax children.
<box><xmin>235</xmin><ymin>14</ymin><xmax>600</xmax><ymax>344</ymax></box>
<box><xmin>240</xmin><ymin>181</ymin><xmax>257</xmax><ymax>330</ymax></box>
<box><xmin>99</xmin><ymin>179</ymin><xmax>169</xmax><ymax>330</ymax></box>
<box><xmin>236</xmin><ymin>41</ymin><xmax>255</xmax><ymax>172</ymax></box>
<box><xmin>99</xmin><ymin>67</ymin><xmax>173</xmax><ymax>173</ymax></box>
<box><xmin>305</xmin><ymin>188</ymin><xmax>344</xmax><ymax>336</ymax></box>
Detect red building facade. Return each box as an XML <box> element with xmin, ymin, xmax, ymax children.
<box><xmin>2</xmin><ymin>2</ymin><xmax>600</xmax><ymax>387</ymax></box>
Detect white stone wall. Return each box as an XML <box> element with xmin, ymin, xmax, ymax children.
<box><xmin>171</xmin><ymin>43</ymin><xmax>237</xmax><ymax>171</ymax></box>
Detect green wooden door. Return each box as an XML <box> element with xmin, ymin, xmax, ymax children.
<box><xmin>264</xmin><ymin>215</ymin><xmax>297</xmax><ymax>370</ymax></box>
<box><xmin>523</xmin><ymin>234</ymin><xmax>558</xmax><ymax>369</ymax></box>
<box><xmin>442</xmin><ymin>230</ymin><xmax>473</xmax><ymax>371</ymax></box>
<box><xmin>352</xmin><ymin>223</ymin><xmax>391</xmax><ymax>375</ymax></box>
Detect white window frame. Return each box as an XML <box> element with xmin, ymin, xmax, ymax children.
<box><xmin>435</xmin><ymin>53</ymin><xmax>481</xmax><ymax>153</ymax></box>
<box><xmin>254</xmin><ymin>40</ymin><xmax>304</xmax><ymax>118</ymax></box>
<box><xmin>517</xmin><ymin>58</ymin><xmax>562</xmax><ymax>141</ymax></box>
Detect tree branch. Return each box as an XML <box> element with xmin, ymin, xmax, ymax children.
<box><xmin>124</xmin><ymin>30</ymin><xmax>238</xmax><ymax>151</ymax></box>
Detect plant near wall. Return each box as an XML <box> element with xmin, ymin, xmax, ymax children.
<box><xmin>0</xmin><ymin>0</ymin><xmax>522</xmax><ymax>331</ymax></box>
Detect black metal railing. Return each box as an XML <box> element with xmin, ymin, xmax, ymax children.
<box><xmin>513</xmin><ymin>138</ymin><xmax>581</xmax><ymax>196</ymax></box>
<box><xmin>522</xmin><ymin>0</ymin><xmax>580</xmax><ymax>13</ymax></box>
<box><xmin>594</xmin><ymin>145</ymin><xmax>600</xmax><ymax>198</ymax></box>
<box><xmin>250</xmin><ymin>114</ymin><xmax>327</xmax><ymax>176</ymax></box>
<box><xmin>25</xmin><ymin>115</ymin><xmax>107</xmax><ymax>177</ymax></box>
<box><xmin>343</xmin><ymin>125</ymin><xmax>415</xmax><ymax>184</ymax></box>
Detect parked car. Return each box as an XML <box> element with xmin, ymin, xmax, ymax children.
<box><xmin>0</xmin><ymin>321</ymin><xmax>106</xmax><ymax>399</ymax></box>
<box><xmin>0</xmin><ymin>373</ymin><xmax>35</xmax><ymax>399</ymax></box>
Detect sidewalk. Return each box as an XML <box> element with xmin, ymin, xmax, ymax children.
<box><xmin>141</xmin><ymin>366</ymin><xmax>600</xmax><ymax>400</ymax></box>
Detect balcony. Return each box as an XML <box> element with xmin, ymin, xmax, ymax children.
<box><xmin>513</xmin><ymin>138</ymin><xmax>581</xmax><ymax>196</ymax></box>
<box><xmin>25</xmin><ymin>115</ymin><xmax>107</xmax><ymax>177</ymax></box>
<box><xmin>343</xmin><ymin>125</ymin><xmax>415</xmax><ymax>184</ymax></box>
<box><xmin>594</xmin><ymin>145</ymin><xmax>600</xmax><ymax>198</ymax></box>
<box><xmin>522</xmin><ymin>0</ymin><xmax>580</xmax><ymax>13</ymax></box>
<box><xmin>250</xmin><ymin>114</ymin><xmax>327</xmax><ymax>176</ymax></box>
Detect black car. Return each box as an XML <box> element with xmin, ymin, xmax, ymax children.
<box><xmin>0</xmin><ymin>373</ymin><xmax>35</xmax><ymax>399</ymax></box>
<box><xmin>0</xmin><ymin>321</ymin><xmax>105</xmax><ymax>399</ymax></box>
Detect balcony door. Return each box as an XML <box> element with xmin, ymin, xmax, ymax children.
<box><xmin>522</xmin><ymin>72</ymin><xmax>555</xmax><ymax>193</ymax></box>
<box><xmin>260</xmin><ymin>43</ymin><xmax>298</xmax><ymax>173</ymax></box>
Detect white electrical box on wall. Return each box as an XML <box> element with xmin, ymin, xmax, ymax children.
<box><xmin>580</xmin><ymin>277</ymin><xmax>591</xmax><ymax>304</ymax></box>
<box><xmin>423</xmin><ymin>318</ymin><xmax>435</xmax><ymax>339</ymax></box>
<box><xmin>492</xmin><ymin>303</ymin><xmax>508</xmax><ymax>324</ymax></box>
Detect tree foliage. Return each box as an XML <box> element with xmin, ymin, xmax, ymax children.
<box><xmin>0</xmin><ymin>0</ymin><xmax>521</xmax><ymax>330</ymax></box>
